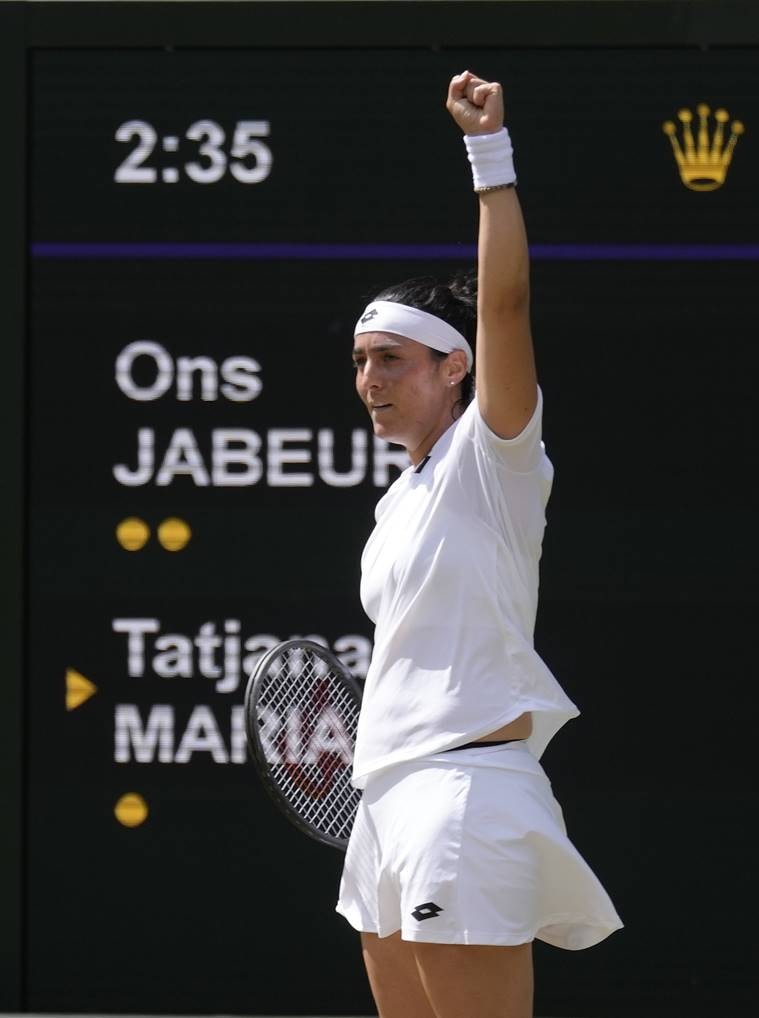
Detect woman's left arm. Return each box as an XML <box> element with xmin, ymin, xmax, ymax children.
<box><xmin>447</xmin><ymin>71</ymin><xmax>537</xmax><ymax>439</ymax></box>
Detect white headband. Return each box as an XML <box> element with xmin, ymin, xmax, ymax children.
<box><xmin>354</xmin><ymin>300</ymin><xmax>474</xmax><ymax>371</ymax></box>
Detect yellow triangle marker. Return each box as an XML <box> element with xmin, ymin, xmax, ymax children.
<box><xmin>66</xmin><ymin>668</ymin><xmax>98</xmax><ymax>711</ymax></box>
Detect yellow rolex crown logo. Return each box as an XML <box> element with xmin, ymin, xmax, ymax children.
<box><xmin>662</xmin><ymin>104</ymin><xmax>744</xmax><ymax>191</ymax></box>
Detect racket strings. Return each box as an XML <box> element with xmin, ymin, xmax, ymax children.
<box><xmin>255</xmin><ymin>646</ymin><xmax>362</xmax><ymax>841</ymax></box>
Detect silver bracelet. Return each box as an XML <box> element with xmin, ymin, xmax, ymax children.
<box><xmin>474</xmin><ymin>182</ymin><xmax>516</xmax><ymax>194</ymax></box>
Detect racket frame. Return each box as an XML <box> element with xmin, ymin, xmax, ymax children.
<box><xmin>243</xmin><ymin>638</ymin><xmax>363</xmax><ymax>851</ymax></box>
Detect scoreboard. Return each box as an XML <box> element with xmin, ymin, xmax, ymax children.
<box><xmin>4</xmin><ymin>5</ymin><xmax>758</xmax><ymax>1016</ymax></box>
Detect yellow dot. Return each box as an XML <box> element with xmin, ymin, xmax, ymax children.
<box><xmin>158</xmin><ymin>517</ymin><xmax>192</xmax><ymax>551</ymax></box>
<box><xmin>662</xmin><ymin>121</ymin><xmax>676</xmax><ymax>135</ymax></box>
<box><xmin>715</xmin><ymin>109</ymin><xmax>729</xmax><ymax>123</ymax></box>
<box><xmin>116</xmin><ymin>517</ymin><xmax>150</xmax><ymax>551</ymax></box>
<box><xmin>733</xmin><ymin>121</ymin><xmax>745</xmax><ymax>135</ymax></box>
<box><xmin>114</xmin><ymin>793</ymin><xmax>149</xmax><ymax>828</ymax></box>
<box><xmin>678</xmin><ymin>108</ymin><xmax>693</xmax><ymax>123</ymax></box>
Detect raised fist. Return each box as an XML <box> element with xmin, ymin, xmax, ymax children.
<box><xmin>446</xmin><ymin>70</ymin><xmax>504</xmax><ymax>136</ymax></box>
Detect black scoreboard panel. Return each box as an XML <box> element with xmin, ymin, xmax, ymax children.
<box><xmin>26</xmin><ymin>42</ymin><xmax>757</xmax><ymax>1018</ymax></box>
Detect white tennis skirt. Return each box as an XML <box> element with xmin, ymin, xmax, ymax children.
<box><xmin>336</xmin><ymin>741</ymin><xmax>623</xmax><ymax>949</ymax></box>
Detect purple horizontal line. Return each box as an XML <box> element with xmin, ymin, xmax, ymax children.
<box><xmin>30</xmin><ymin>241</ymin><xmax>759</xmax><ymax>261</ymax></box>
<box><xmin>535</xmin><ymin>243</ymin><xmax>759</xmax><ymax>261</ymax></box>
<box><xmin>31</xmin><ymin>241</ymin><xmax>477</xmax><ymax>260</ymax></box>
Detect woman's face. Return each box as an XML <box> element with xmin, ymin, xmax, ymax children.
<box><xmin>352</xmin><ymin>331</ymin><xmax>462</xmax><ymax>463</ymax></box>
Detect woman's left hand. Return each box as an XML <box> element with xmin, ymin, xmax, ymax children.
<box><xmin>446</xmin><ymin>70</ymin><xmax>504</xmax><ymax>136</ymax></box>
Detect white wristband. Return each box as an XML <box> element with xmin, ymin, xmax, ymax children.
<box><xmin>464</xmin><ymin>127</ymin><xmax>516</xmax><ymax>191</ymax></box>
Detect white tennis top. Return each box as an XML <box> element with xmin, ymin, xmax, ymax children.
<box><xmin>353</xmin><ymin>389</ymin><xmax>579</xmax><ymax>788</ymax></box>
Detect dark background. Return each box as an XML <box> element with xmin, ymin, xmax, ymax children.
<box><xmin>2</xmin><ymin>3</ymin><xmax>757</xmax><ymax>1017</ymax></box>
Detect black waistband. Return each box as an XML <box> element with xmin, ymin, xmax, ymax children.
<box><xmin>444</xmin><ymin>738</ymin><xmax>521</xmax><ymax>752</ymax></box>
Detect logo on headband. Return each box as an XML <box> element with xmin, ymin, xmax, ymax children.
<box><xmin>360</xmin><ymin>309</ymin><xmax>378</xmax><ymax>325</ymax></box>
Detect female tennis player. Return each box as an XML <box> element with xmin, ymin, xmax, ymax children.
<box><xmin>336</xmin><ymin>71</ymin><xmax>622</xmax><ymax>1018</ymax></box>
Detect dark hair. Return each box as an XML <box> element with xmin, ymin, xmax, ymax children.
<box><xmin>372</xmin><ymin>270</ymin><xmax>477</xmax><ymax>411</ymax></box>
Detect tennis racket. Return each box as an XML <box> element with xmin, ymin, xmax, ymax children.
<box><xmin>244</xmin><ymin>639</ymin><xmax>363</xmax><ymax>851</ymax></box>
